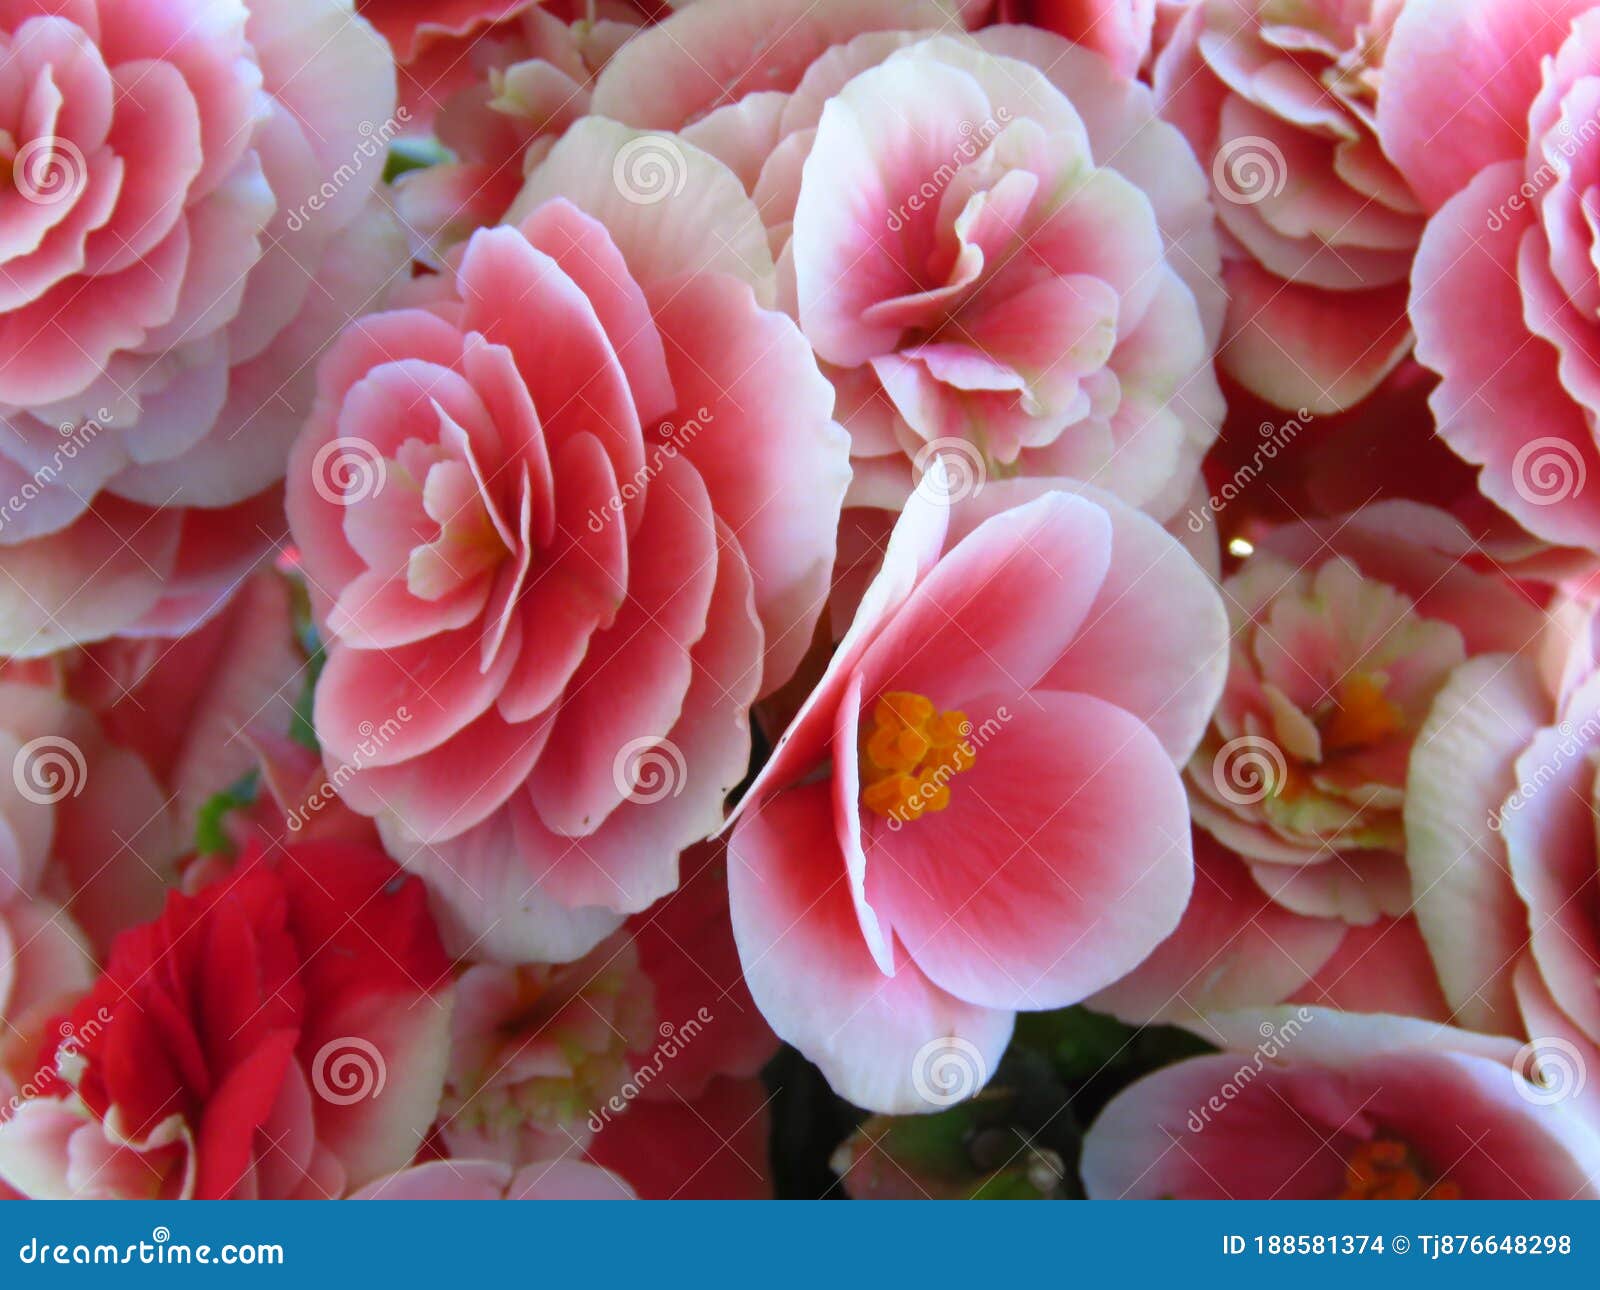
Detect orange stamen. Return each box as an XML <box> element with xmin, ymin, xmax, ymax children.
<box><xmin>1321</xmin><ymin>673</ymin><xmax>1404</xmax><ymax>755</ymax></box>
<box><xmin>859</xmin><ymin>691</ymin><xmax>976</xmax><ymax>823</ymax></box>
<box><xmin>1336</xmin><ymin>1138</ymin><xmax>1460</xmax><ymax>1200</ymax></box>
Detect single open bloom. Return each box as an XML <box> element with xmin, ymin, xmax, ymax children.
<box><xmin>587</xmin><ymin>5</ymin><xmax>1224</xmax><ymax>527</ymax></box>
<box><xmin>1082</xmin><ymin>1009</ymin><xmax>1600</xmax><ymax>1199</ymax></box>
<box><xmin>727</xmin><ymin>473</ymin><xmax>1227</xmax><ymax>1112</ymax></box>
<box><xmin>289</xmin><ymin>118</ymin><xmax>850</xmax><ymax>966</ymax></box>
<box><xmin>1190</xmin><ymin>502</ymin><xmax>1546</xmax><ymax>926</ymax></box>
<box><xmin>435</xmin><ymin>837</ymin><xmax>776</xmax><ymax>1189</ymax></box>
<box><xmin>438</xmin><ymin>930</ymin><xmax>656</xmax><ymax>1165</ymax></box>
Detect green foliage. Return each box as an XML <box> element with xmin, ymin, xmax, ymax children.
<box><xmin>288</xmin><ymin>581</ymin><xmax>324</xmax><ymax>752</ymax></box>
<box><xmin>193</xmin><ymin>769</ymin><xmax>262</xmax><ymax>857</ymax></box>
<box><xmin>1014</xmin><ymin>1006</ymin><xmax>1215</xmax><ymax>1084</ymax></box>
<box><xmin>383</xmin><ymin>137</ymin><xmax>449</xmax><ymax>183</ymax></box>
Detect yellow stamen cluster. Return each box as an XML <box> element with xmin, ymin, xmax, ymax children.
<box><xmin>1320</xmin><ymin>672</ymin><xmax>1405</xmax><ymax>756</ymax></box>
<box><xmin>1337</xmin><ymin>1139</ymin><xmax>1461</xmax><ymax>1200</ymax></box>
<box><xmin>859</xmin><ymin>691</ymin><xmax>976</xmax><ymax>823</ymax></box>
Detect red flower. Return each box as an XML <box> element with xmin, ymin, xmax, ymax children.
<box><xmin>0</xmin><ymin>842</ymin><xmax>453</xmax><ymax>1200</ymax></box>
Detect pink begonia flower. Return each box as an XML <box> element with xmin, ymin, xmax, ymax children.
<box><xmin>1189</xmin><ymin>502</ymin><xmax>1546</xmax><ymax>929</ymax></box>
<box><xmin>591</xmin><ymin>6</ymin><xmax>1224</xmax><ymax>528</ymax></box>
<box><xmin>431</xmin><ymin>837</ymin><xmax>774</xmax><ymax>1166</ymax></box>
<box><xmin>1407</xmin><ymin>593</ymin><xmax>1600</xmax><ymax>1068</ymax></box>
<box><xmin>386</xmin><ymin>3</ymin><xmax>648</xmax><ymax>262</ymax></box>
<box><xmin>1083</xmin><ymin>1009</ymin><xmax>1600</xmax><ymax>1199</ymax></box>
<box><xmin>28</xmin><ymin>570</ymin><xmax>304</xmax><ymax>841</ymax></box>
<box><xmin>0</xmin><ymin>880</ymin><xmax>95</xmax><ymax>1196</ymax></box>
<box><xmin>358</xmin><ymin>0</ymin><xmax>658</xmax><ymax>127</ymax></box>
<box><xmin>289</xmin><ymin>117</ymin><xmax>850</xmax><ymax>966</ymax></box>
<box><xmin>725</xmin><ymin>474</ymin><xmax>1227</xmax><ymax>1112</ymax></box>
<box><xmin>615</xmin><ymin>838</ymin><xmax>778</xmax><ymax>1102</ymax></box>
<box><xmin>0</xmin><ymin>896</ymin><xmax>93</xmax><ymax>1200</ymax></box>
<box><xmin>0</xmin><ymin>671</ymin><xmax>173</xmax><ymax>1199</ymax></box>
<box><xmin>1091</xmin><ymin>827</ymin><xmax>1451</xmax><ymax>1027</ymax></box>
<box><xmin>1154</xmin><ymin>0</ymin><xmax>1420</xmax><ymax>414</ymax></box>
<box><xmin>0</xmin><ymin>0</ymin><xmax>408</xmax><ymax>657</ymax></box>
<box><xmin>0</xmin><ymin>680</ymin><xmax>176</xmax><ymax>955</ymax></box>
<box><xmin>353</xmin><ymin>1158</ymin><xmax>632</xmax><ymax>1199</ymax></box>
<box><xmin>438</xmin><ymin>930</ymin><xmax>657</xmax><ymax>1165</ymax></box>
<box><xmin>396</xmin><ymin>2</ymin><xmax>975</xmax><ymax>269</ymax></box>
<box><xmin>1390</xmin><ymin>1</ymin><xmax>1600</xmax><ymax>554</ymax></box>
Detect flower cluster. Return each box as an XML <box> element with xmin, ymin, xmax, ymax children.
<box><xmin>0</xmin><ymin>0</ymin><xmax>1598</xmax><ymax>1204</ymax></box>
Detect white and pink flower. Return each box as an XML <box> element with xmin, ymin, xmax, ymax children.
<box><xmin>1156</xmin><ymin>0</ymin><xmax>1419</xmax><ymax>413</ymax></box>
<box><xmin>1190</xmin><ymin>503</ymin><xmax>1546</xmax><ymax>925</ymax></box>
<box><xmin>1083</xmin><ymin>1009</ymin><xmax>1600</xmax><ymax>1199</ymax></box>
<box><xmin>0</xmin><ymin>0</ymin><xmax>406</xmax><ymax>655</ymax></box>
<box><xmin>290</xmin><ymin>119</ymin><xmax>850</xmax><ymax>964</ymax></box>
<box><xmin>1396</xmin><ymin>0</ymin><xmax>1600</xmax><ymax>554</ymax></box>
<box><xmin>588</xmin><ymin>3</ymin><xmax>1225</xmax><ymax>527</ymax></box>
<box><xmin>727</xmin><ymin>475</ymin><xmax>1226</xmax><ymax>1111</ymax></box>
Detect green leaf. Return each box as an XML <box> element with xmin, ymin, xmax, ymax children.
<box><xmin>384</xmin><ymin>137</ymin><xmax>449</xmax><ymax>183</ymax></box>
<box><xmin>1013</xmin><ymin>1006</ymin><xmax>1215</xmax><ymax>1084</ymax></box>
<box><xmin>1013</xmin><ymin>1006</ymin><xmax>1140</xmax><ymax>1081</ymax></box>
<box><xmin>193</xmin><ymin>769</ymin><xmax>262</xmax><ymax>857</ymax></box>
